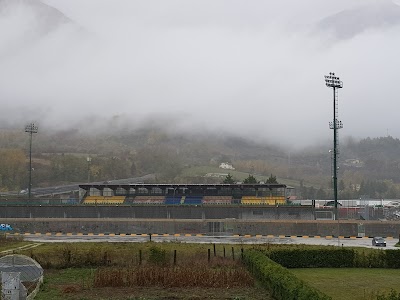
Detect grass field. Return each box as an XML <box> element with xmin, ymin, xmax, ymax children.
<box><xmin>6</xmin><ymin>241</ymin><xmax>400</xmax><ymax>299</ymax></box>
<box><xmin>291</xmin><ymin>268</ymin><xmax>400</xmax><ymax>300</ymax></box>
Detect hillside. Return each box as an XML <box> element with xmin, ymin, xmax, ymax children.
<box><xmin>1</xmin><ymin>125</ymin><xmax>400</xmax><ymax>199</ymax></box>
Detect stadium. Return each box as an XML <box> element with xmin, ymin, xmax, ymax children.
<box><xmin>2</xmin><ymin>179</ymin><xmax>400</xmax><ymax>238</ymax></box>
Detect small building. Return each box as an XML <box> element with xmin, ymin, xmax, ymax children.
<box><xmin>219</xmin><ymin>162</ymin><xmax>235</xmax><ymax>170</ymax></box>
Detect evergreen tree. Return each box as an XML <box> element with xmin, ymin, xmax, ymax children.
<box><xmin>243</xmin><ymin>174</ymin><xmax>258</xmax><ymax>184</ymax></box>
<box><xmin>266</xmin><ymin>174</ymin><xmax>278</xmax><ymax>184</ymax></box>
<box><xmin>222</xmin><ymin>173</ymin><xmax>235</xmax><ymax>184</ymax></box>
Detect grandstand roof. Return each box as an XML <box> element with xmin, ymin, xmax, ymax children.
<box><xmin>79</xmin><ymin>183</ymin><xmax>286</xmax><ymax>191</ymax></box>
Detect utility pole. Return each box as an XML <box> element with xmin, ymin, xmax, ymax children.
<box><xmin>324</xmin><ymin>73</ymin><xmax>343</xmax><ymax>220</ymax></box>
<box><xmin>25</xmin><ymin>123</ymin><xmax>38</xmax><ymax>200</ymax></box>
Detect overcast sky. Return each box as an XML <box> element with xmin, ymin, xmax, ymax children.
<box><xmin>0</xmin><ymin>0</ymin><xmax>399</xmax><ymax>148</ymax></box>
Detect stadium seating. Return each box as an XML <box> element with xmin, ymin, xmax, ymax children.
<box><xmin>241</xmin><ymin>196</ymin><xmax>286</xmax><ymax>205</ymax></box>
<box><xmin>133</xmin><ymin>196</ymin><xmax>165</xmax><ymax>205</ymax></box>
<box><xmin>183</xmin><ymin>196</ymin><xmax>203</xmax><ymax>205</ymax></box>
<box><xmin>241</xmin><ymin>196</ymin><xmax>262</xmax><ymax>205</ymax></box>
<box><xmin>165</xmin><ymin>196</ymin><xmax>182</xmax><ymax>205</ymax></box>
<box><xmin>80</xmin><ymin>192</ymin><xmax>285</xmax><ymax>206</ymax></box>
<box><xmin>202</xmin><ymin>196</ymin><xmax>232</xmax><ymax>205</ymax></box>
<box><xmin>266</xmin><ymin>196</ymin><xmax>286</xmax><ymax>205</ymax></box>
<box><xmin>83</xmin><ymin>195</ymin><xmax>125</xmax><ymax>205</ymax></box>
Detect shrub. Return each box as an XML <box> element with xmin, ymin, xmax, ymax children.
<box><xmin>243</xmin><ymin>249</ymin><xmax>331</xmax><ymax>300</ymax></box>
<box><xmin>354</xmin><ymin>249</ymin><xmax>387</xmax><ymax>268</ymax></box>
<box><xmin>384</xmin><ymin>250</ymin><xmax>400</xmax><ymax>269</ymax></box>
<box><xmin>377</xmin><ymin>289</ymin><xmax>400</xmax><ymax>300</ymax></box>
<box><xmin>267</xmin><ymin>248</ymin><xmax>355</xmax><ymax>268</ymax></box>
<box><xmin>148</xmin><ymin>246</ymin><xmax>167</xmax><ymax>266</ymax></box>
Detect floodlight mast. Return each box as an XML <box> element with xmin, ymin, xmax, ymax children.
<box><xmin>324</xmin><ymin>72</ymin><xmax>343</xmax><ymax>221</ymax></box>
<box><xmin>25</xmin><ymin>123</ymin><xmax>38</xmax><ymax>200</ymax></box>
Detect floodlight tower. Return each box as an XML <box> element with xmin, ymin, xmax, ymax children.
<box><xmin>25</xmin><ymin>123</ymin><xmax>38</xmax><ymax>200</ymax></box>
<box><xmin>324</xmin><ymin>72</ymin><xmax>343</xmax><ymax>220</ymax></box>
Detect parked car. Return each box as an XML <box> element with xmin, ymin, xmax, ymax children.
<box><xmin>372</xmin><ymin>237</ymin><xmax>386</xmax><ymax>247</ymax></box>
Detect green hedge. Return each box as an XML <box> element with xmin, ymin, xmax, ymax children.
<box><xmin>243</xmin><ymin>249</ymin><xmax>331</xmax><ymax>300</ymax></box>
<box><xmin>384</xmin><ymin>250</ymin><xmax>400</xmax><ymax>268</ymax></box>
<box><xmin>254</xmin><ymin>246</ymin><xmax>400</xmax><ymax>269</ymax></box>
<box><xmin>268</xmin><ymin>248</ymin><xmax>355</xmax><ymax>268</ymax></box>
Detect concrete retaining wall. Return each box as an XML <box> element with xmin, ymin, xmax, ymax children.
<box><xmin>0</xmin><ymin>205</ymin><xmax>315</xmax><ymax>220</ymax></box>
<box><xmin>1</xmin><ymin>218</ymin><xmax>400</xmax><ymax>237</ymax></box>
<box><xmin>1</xmin><ymin>205</ymin><xmax>398</xmax><ymax>237</ymax></box>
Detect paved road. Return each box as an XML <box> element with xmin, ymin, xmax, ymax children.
<box><xmin>20</xmin><ymin>235</ymin><xmax>398</xmax><ymax>249</ymax></box>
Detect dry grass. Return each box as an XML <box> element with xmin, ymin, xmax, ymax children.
<box><xmin>94</xmin><ymin>249</ymin><xmax>253</xmax><ymax>289</ymax></box>
<box><xmin>94</xmin><ymin>264</ymin><xmax>253</xmax><ymax>288</ymax></box>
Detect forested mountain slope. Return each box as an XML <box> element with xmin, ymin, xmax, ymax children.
<box><xmin>1</xmin><ymin>126</ymin><xmax>399</xmax><ymax>198</ymax></box>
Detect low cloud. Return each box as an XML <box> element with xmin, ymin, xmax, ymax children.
<box><xmin>0</xmin><ymin>0</ymin><xmax>399</xmax><ymax>148</ymax></box>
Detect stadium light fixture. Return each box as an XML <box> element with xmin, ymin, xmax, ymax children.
<box><xmin>325</xmin><ymin>72</ymin><xmax>343</xmax><ymax>88</ymax></box>
<box><xmin>25</xmin><ymin>123</ymin><xmax>38</xmax><ymax>200</ymax></box>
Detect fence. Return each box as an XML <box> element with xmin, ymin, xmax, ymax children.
<box><xmin>1</xmin><ymin>198</ymin><xmax>400</xmax><ymax>221</ymax></box>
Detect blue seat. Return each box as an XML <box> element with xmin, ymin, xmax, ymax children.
<box><xmin>184</xmin><ymin>196</ymin><xmax>203</xmax><ymax>205</ymax></box>
<box><xmin>165</xmin><ymin>197</ymin><xmax>181</xmax><ymax>205</ymax></box>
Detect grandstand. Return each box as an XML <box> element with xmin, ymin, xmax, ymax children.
<box><xmin>78</xmin><ymin>183</ymin><xmax>287</xmax><ymax>206</ymax></box>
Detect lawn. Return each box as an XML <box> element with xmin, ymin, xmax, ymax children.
<box><xmin>291</xmin><ymin>268</ymin><xmax>400</xmax><ymax>300</ymax></box>
<box><xmin>12</xmin><ymin>242</ymin><xmax>400</xmax><ymax>299</ymax></box>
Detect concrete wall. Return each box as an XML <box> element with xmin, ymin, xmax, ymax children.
<box><xmin>1</xmin><ymin>205</ymin><xmax>398</xmax><ymax>237</ymax></box>
<box><xmin>1</xmin><ymin>218</ymin><xmax>400</xmax><ymax>237</ymax></box>
<box><xmin>0</xmin><ymin>205</ymin><xmax>315</xmax><ymax>220</ymax></box>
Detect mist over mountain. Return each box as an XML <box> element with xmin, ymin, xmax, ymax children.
<box><xmin>0</xmin><ymin>0</ymin><xmax>71</xmax><ymax>26</ymax></box>
<box><xmin>317</xmin><ymin>0</ymin><xmax>400</xmax><ymax>39</ymax></box>
<box><xmin>0</xmin><ymin>0</ymin><xmax>400</xmax><ymax>149</ymax></box>
<box><xmin>0</xmin><ymin>0</ymin><xmax>76</xmax><ymax>57</ymax></box>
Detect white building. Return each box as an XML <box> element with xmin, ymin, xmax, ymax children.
<box><xmin>219</xmin><ymin>162</ymin><xmax>235</xmax><ymax>170</ymax></box>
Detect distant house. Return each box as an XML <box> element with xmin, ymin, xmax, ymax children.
<box><xmin>219</xmin><ymin>162</ymin><xmax>235</xmax><ymax>170</ymax></box>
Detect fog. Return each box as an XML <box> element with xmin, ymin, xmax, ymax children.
<box><xmin>1</xmin><ymin>0</ymin><xmax>400</xmax><ymax>148</ymax></box>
